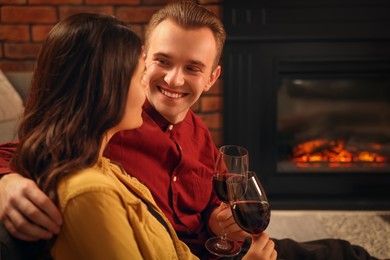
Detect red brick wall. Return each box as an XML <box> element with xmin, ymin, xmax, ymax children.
<box><xmin>0</xmin><ymin>0</ymin><xmax>224</xmax><ymax>146</ymax></box>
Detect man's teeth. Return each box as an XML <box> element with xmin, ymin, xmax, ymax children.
<box><xmin>160</xmin><ymin>88</ymin><xmax>184</xmax><ymax>98</ymax></box>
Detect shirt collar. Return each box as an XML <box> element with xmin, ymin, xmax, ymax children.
<box><xmin>143</xmin><ymin>99</ymin><xmax>184</xmax><ymax>132</ymax></box>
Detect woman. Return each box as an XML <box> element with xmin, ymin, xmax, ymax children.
<box><xmin>10</xmin><ymin>13</ymin><xmax>195</xmax><ymax>259</ymax></box>
<box><xmin>9</xmin><ymin>12</ymin><xmax>275</xmax><ymax>260</ymax></box>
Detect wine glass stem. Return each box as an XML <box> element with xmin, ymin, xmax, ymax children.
<box><xmin>218</xmin><ymin>202</ymin><xmax>229</xmax><ymax>247</ymax></box>
<box><xmin>215</xmin><ymin>229</ymin><xmax>231</xmax><ymax>250</ymax></box>
<box><xmin>221</xmin><ymin>230</ymin><xmax>227</xmax><ymax>241</ymax></box>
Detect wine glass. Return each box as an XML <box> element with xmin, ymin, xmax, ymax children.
<box><xmin>226</xmin><ymin>171</ymin><xmax>271</xmax><ymax>236</ymax></box>
<box><xmin>205</xmin><ymin>145</ymin><xmax>249</xmax><ymax>257</ymax></box>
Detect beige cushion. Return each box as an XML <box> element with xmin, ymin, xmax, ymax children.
<box><xmin>0</xmin><ymin>69</ymin><xmax>24</xmax><ymax>143</ymax></box>
<box><xmin>0</xmin><ymin>70</ymin><xmax>24</xmax><ymax>121</ymax></box>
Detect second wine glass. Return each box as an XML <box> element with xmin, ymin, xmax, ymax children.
<box><xmin>205</xmin><ymin>145</ymin><xmax>249</xmax><ymax>257</ymax></box>
<box><xmin>226</xmin><ymin>171</ymin><xmax>271</xmax><ymax>236</ymax></box>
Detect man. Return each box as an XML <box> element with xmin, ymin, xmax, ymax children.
<box><xmin>0</xmin><ymin>1</ymin><xmax>379</xmax><ymax>260</ymax></box>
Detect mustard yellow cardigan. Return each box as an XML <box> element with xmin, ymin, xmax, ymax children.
<box><xmin>51</xmin><ymin>157</ymin><xmax>198</xmax><ymax>260</ymax></box>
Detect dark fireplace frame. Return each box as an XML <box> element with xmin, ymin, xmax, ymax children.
<box><xmin>222</xmin><ymin>0</ymin><xmax>390</xmax><ymax>209</ymax></box>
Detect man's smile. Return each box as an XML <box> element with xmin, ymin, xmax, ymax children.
<box><xmin>158</xmin><ymin>86</ymin><xmax>187</xmax><ymax>99</ymax></box>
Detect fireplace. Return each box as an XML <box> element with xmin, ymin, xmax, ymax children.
<box><xmin>222</xmin><ymin>0</ymin><xmax>390</xmax><ymax>209</ymax></box>
<box><xmin>277</xmin><ymin>62</ymin><xmax>390</xmax><ymax>173</ymax></box>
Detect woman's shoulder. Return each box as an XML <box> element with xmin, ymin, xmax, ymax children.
<box><xmin>57</xmin><ymin>163</ymin><xmax>120</xmax><ymax>206</ymax></box>
<box><xmin>64</xmin><ymin>166</ymin><xmax>114</xmax><ymax>187</ymax></box>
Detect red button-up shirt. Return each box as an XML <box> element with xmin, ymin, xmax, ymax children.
<box><xmin>0</xmin><ymin>101</ymin><xmax>221</xmax><ymax>258</ymax></box>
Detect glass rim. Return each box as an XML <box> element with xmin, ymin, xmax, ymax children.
<box><xmin>218</xmin><ymin>145</ymin><xmax>249</xmax><ymax>158</ymax></box>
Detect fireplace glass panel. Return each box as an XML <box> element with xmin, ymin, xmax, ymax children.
<box><xmin>277</xmin><ymin>77</ymin><xmax>390</xmax><ymax>173</ymax></box>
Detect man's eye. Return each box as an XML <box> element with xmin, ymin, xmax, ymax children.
<box><xmin>156</xmin><ymin>59</ymin><xmax>170</xmax><ymax>66</ymax></box>
<box><xmin>187</xmin><ymin>66</ymin><xmax>201</xmax><ymax>73</ymax></box>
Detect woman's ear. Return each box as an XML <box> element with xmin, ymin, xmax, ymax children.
<box><xmin>204</xmin><ymin>65</ymin><xmax>221</xmax><ymax>91</ymax></box>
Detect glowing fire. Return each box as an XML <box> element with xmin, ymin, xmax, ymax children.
<box><xmin>292</xmin><ymin>138</ymin><xmax>388</xmax><ymax>167</ymax></box>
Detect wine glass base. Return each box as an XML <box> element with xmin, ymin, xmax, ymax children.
<box><xmin>205</xmin><ymin>237</ymin><xmax>241</xmax><ymax>257</ymax></box>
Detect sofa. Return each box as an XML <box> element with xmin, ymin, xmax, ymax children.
<box><xmin>0</xmin><ymin>70</ymin><xmax>32</xmax><ymax>144</ymax></box>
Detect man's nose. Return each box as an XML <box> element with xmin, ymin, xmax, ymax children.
<box><xmin>164</xmin><ymin>67</ymin><xmax>185</xmax><ymax>87</ymax></box>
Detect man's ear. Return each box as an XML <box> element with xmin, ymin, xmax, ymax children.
<box><xmin>204</xmin><ymin>65</ymin><xmax>221</xmax><ymax>91</ymax></box>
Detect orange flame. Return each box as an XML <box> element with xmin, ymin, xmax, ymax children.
<box><xmin>292</xmin><ymin>139</ymin><xmax>388</xmax><ymax>167</ymax></box>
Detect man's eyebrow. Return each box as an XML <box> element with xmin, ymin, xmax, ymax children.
<box><xmin>153</xmin><ymin>52</ymin><xmax>171</xmax><ymax>59</ymax></box>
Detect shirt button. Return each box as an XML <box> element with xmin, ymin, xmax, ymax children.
<box><xmin>168</xmin><ymin>124</ymin><xmax>173</xmax><ymax>131</ymax></box>
<box><xmin>173</xmin><ymin>176</ymin><xmax>177</xmax><ymax>182</ymax></box>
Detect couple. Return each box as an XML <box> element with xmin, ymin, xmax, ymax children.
<box><xmin>0</xmin><ymin>1</ymin><xmax>274</xmax><ymax>259</ymax></box>
<box><xmin>0</xmin><ymin>1</ymin><xmax>380</xmax><ymax>260</ymax></box>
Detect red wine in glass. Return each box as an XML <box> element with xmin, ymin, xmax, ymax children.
<box><xmin>231</xmin><ymin>200</ymin><xmax>270</xmax><ymax>234</ymax></box>
<box><xmin>213</xmin><ymin>173</ymin><xmax>238</xmax><ymax>202</ymax></box>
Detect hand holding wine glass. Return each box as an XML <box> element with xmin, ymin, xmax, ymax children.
<box><xmin>205</xmin><ymin>145</ymin><xmax>249</xmax><ymax>257</ymax></box>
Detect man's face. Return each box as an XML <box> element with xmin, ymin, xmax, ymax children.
<box><xmin>143</xmin><ymin>19</ymin><xmax>221</xmax><ymax>124</ymax></box>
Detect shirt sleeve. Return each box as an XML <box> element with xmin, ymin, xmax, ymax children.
<box><xmin>52</xmin><ymin>189</ymin><xmax>143</xmax><ymax>260</ymax></box>
<box><xmin>0</xmin><ymin>142</ymin><xmax>17</xmax><ymax>175</ymax></box>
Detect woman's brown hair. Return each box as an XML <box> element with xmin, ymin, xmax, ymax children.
<box><xmin>11</xmin><ymin>13</ymin><xmax>142</xmax><ymax>205</ymax></box>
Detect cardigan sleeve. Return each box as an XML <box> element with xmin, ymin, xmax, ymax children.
<box><xmin>52</xmin><ymin>189</ymin><xmax>143</xmax><ymax>260</ymax></box>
